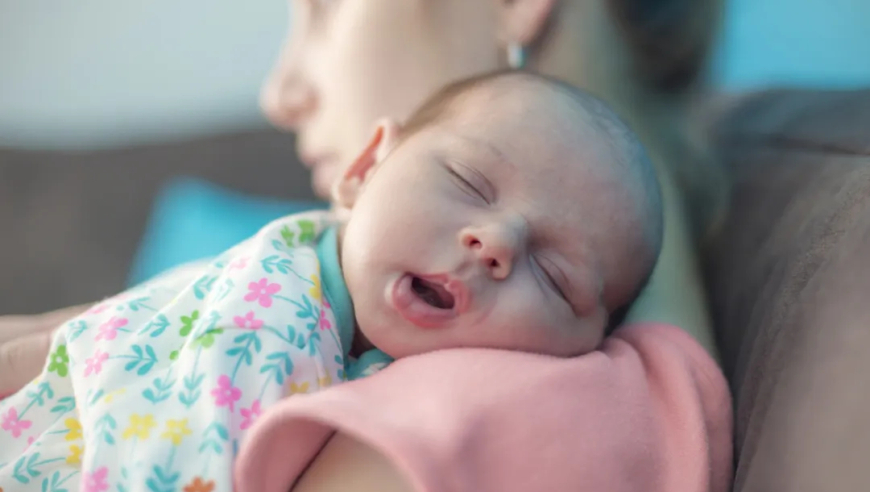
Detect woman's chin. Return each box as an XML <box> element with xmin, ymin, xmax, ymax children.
<box><xmin>311</xmin><ymin>165</ymin><xmax>341</xmax><ymax>199</ymax></box>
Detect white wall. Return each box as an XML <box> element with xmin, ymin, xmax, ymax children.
<box><xmin>0</xmin><ymin>0</ymin><xmax>287</xmax><ymax>149</ymax></box>
<box><xmin>1</xmin><ymin>0</ymin><xmax>868</xmax><ymax>150</ymax></box>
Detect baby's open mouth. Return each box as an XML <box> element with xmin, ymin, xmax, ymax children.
<box><xmin>411</xmin><ymin>276</ymin><xmax>455</xmax><ymax>310</ymax></box>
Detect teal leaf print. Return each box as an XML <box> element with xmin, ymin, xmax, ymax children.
<box><xmin>208</xmin><ymin>422</ymin><xmax>229</xmax><ymax>440</ymax></box>
<box><xmin>199</xmin><ymin>422</ymin><xmax>229</xmax><ymax>455</ymax></box>
<box><xmin>146</xmin><ymin>465</ymin><xmax>179</xmax><ymax>492</ymax></box>
<box><xmin>25</xmin><ymin>381</ymin><xmax>55</xmax><ymax>408</ymax></box>
<box><xmin>280</xmin><ymin>225</ymin><xmax>295</xmax><ymax>247</ymax></box>
<box><xmin>40</xmin><ymin>470</ymin><xmax>69</xmax><ymax>492</ymax></box>
<box><xmin>271</xmin><ymin>239</ymin><xmax>292</xmax><ymax>255</ymax></box>
<box><xmin>142</xmin><ymin>373</ymin><xmax>176</xmax><ymax>404</ymax></box>
<box><xmin>227</xmin><ymin>332</ymin><xmax>262</xmax><ymax>373</ymax></box>
<box><xmin>290</xmin><ymin>295</ymin><xmax>316</xmax><ymax>320</ymax></box>
<box><xmin>88</xmin><ymin>389</ymin><xmax>105</xmax><ymax>407</ymax></box>
<box><xmin>260</xmin><ymin>352</ymin><xmax>294</xmax><ymax>385</ymax></box>
<box><xmin>298</xmin><ymin>219</ymin><xmax>316</xmax><ymax>243</ymax></box>
<box><xmin>215</xmin><ymin>278</ymin><xmax>235</xmax><ymax>302</ymax></box>
<box><xmin>125</xmin><ymin>296</ymin><xmax>155</xmax><ymax>312</ymax></box>
<box><xmin>179</xmin><ymin>310</ymin><xmax>200</xmax><ymax>337</ymax></box>
<box><xmin>193</xmin><ymin>275</ymin><xmax>218</xmax><ymax>300</ymax></box>
<box><xmin>122</xmin><ymin>345</ymin><xmax>158</xmax><ymax>376</ymax></box>
<box><xmin>261</xmin><ymin>255</ymin><xmax>293</xmax><ymax>275</ymax></box>
<box><xmin>307</xmin><ymin>332</ymin><xmax>321</xmax><ymax>356</ymax></box>
<box><xmin>67</xmin><ymin>320</ymin><xmax>88</xmax><ymax>342</ymax></box>
<box><xmin>140</xmin><ymin>314</ymin><xmax>170</xmax><ymax>338</ymax></box>
<box><xmin>204</xmin><ymin>310</ymin><xmax>222</xmax><ymax>331</ymax></box>
<box><xmin>334</xmin><ymin>355</ymin><xmax>346</xmax><ymax>381</ymax></box>
<box><xmin>13</xmin><ymin>452</ymin><xmax>41</xmax><ymax>483</ymax></box>
<box><xmin>95</xmin><ymin>413</ymin><xmax>117</xmax><ymax>445</ymax></box>
<box><xmin>179</xmin><ymin>372</ymin><xmax>205</xmax><ymax>408</ymax></box>
<box><xmin>49</xmin><ymin>396</ymin><xmax>75</xmax><ymax>414</ymax></box>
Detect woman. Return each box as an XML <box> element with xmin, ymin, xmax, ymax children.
<box><xmin>1</xmin><ymin>0</ymin><xmax>727</xmax><ymax>489</ymax></box>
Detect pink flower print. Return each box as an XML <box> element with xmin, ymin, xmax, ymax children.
<box><xmin>319</xmin><ymin>310</ymin><xmax>332</xmax><ymax>331</ymax></box>
<box><xmin>84</xmin><ymin>350</ymin><xmax>109</xmax><ymax>377</ymax></box>
<box><xmin>210</xmin><ymin>375</ymin><xmax>241</xmax><ymax>411</ymax></box>
<box><xmin>240</xmin><ymin>400</ymin><xmax>262</xmax><ymax>430</ymax></box>
<box><xmin>81</xmin><ymin>466</ymin><xmax>109</xmax><ymax>492</ymax></box>
<box><xmin>1</xmin><ymin>407</ymin><xmax>32</xmax><ymax>438</ymax></box>
<box><xmin>244</xmin><ymin>278</ymin><xmax>281</xmax><ymax>307</ymax></box>
<box><xmin>229</xmin><ymin>257</ymin><xmax>249</xmax><ymax>270</ymax></box>
<box><xmin>233</xmin><ymin>311</ymin><xmax>264</xmax><ymax>330</ymax></box>
<box><xmin>95</xmin><ymin>317</ymin><xmax>128</xmax><ymax>341</ymax></box>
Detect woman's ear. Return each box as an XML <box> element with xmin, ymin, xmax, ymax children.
<box><xmin>332</xmin><ymin>119</ymin><xmax>401</xmax><ymax>210</ymax></box>
<box><xmin>497</xmin><ymin>0</ymin><xmax>558</xmax><ymax>47</ymax></box>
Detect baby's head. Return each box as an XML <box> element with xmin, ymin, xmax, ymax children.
<box><xmin>334</xmin><ymin>71</ymin><xmax>662</xmax><ymax>359</ymax></box>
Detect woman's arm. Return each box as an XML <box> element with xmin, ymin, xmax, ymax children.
<box><xmin>0</xmin><ymin>304</ymin><xmax>91</xmax><ymax>395</ymax></box>
<box><xmin>624</xmin><ymin>166</ymin><xmax>718</xmax><ymax>357</ymax></box>
<box><xmin>292</xmin><ymin>433</ymin><xmax>412</xmax><ymax>492</ymax></box>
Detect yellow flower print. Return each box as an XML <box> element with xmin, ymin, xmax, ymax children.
<box><xmin>122</xmin><ymin>414</ymin><xmax>156</xmax><ymax>440</ymax></box>
<box><xmin>66</xmin><ymin>444</ymin><xmax>84</xmax><ymax>465</ymax></box>
<box><xmin>103</xmin><ymin>388</ymin><xmax>127</xmax><ymax>403</ymax></box>
<box><xmin>309</xmin><ymin>275</ymin><xmax>322</xmax><ymax>302</ymax></box>
<box><xmin>161</xmin><ymin>419</ymin><xmax>192</xmax><ymax>446</ymax></box>
<box><xmin>64</xmin><ymin>418</ymin><xmax>82</xmax><ymax>441</ymax></box>
<box><xmin>289</xmin><ymin>382</ymin><xmax>309</xmax><ymax>395</ymax></box>
<box><xmin>318</xmin><ymin>375</ymin><xmax>332</xmax><ymax>388</ymax></box>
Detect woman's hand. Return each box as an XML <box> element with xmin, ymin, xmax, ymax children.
<box><xmin>292</xmin><ymin>433</ymin><xmax>413</xmax><ymax>492</ymax></box>
<box><xmin>0</xmin><ymin>304</ymin><xmax>90</xmax><ymax>396</ymax></box>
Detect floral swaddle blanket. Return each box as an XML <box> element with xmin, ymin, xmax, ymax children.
<box><xmin>0</xmin><ymin>212</ymin><xmax>357</xmax><ymax>492</ymax></box>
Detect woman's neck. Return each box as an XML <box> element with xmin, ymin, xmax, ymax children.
<box><xmin>533</xmin><ymin>0</ymin><xmax>727</xmax><ymax>240</ymax></box>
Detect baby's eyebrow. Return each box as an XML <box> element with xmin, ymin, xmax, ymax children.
<box><xmin>448</xmin><ymin>134</ymin><xmax>513</xmax><ymax>197</ymax></box>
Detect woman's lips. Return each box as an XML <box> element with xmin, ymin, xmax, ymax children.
<box><xmin>390</xmin><ymin>274</ymin><xmax>469</xmax><ymax>329</ymax></box>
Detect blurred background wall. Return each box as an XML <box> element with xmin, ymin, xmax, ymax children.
<box><xmin>0</xmin><ymin>0</ymin><xmax>286</xmax><ymax>149</ymax></box>
<box><xmin>2</xmin><ymin>0</ymin><xmax>869</xmax><ymax>150</ymax></box>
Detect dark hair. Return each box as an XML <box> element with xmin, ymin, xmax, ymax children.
<box><xmin>607</xmin><ymin>0</ymin><xmax>724</xmax><ymax>92</ymax></box>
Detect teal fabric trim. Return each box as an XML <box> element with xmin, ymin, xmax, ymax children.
<box><xmin>315</xmin><ymin>226</ymin><xmax>354</xmax><ymax>357</ymax></box>
<box><xmin>346</xmin><ymin>349</ymin><xmax>394</xmax><ymax>381</ymax></box>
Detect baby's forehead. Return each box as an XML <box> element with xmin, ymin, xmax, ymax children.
<box><xmin>443</xmin><ymin>90</ymin><xmax>619</xmax><ymax>179</ymax></box>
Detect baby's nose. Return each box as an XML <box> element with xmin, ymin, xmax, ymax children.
<box><xmin>460</xmin><ymin>224</ymin><xmax>522</xmax><ymax>281</ymax></box>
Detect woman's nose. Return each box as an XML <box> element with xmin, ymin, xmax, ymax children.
<box><xmin>260</xmin><ymin>63</ymin><xmax>317</xmax><ymax>130</ymax></box>
<box><xmin>460</xmin><ymin>223</ymin><xmax>523</xmax><ymax>281</ymax></box>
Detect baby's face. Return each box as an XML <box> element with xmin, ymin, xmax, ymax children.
<box><xmin>340</xmin><ymin>94</ymin><xmax>622</xmax><ymax>359</ymax></box>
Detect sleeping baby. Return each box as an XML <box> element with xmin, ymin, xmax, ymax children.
<box><xmin>0</xmin><ymin>71</ymin><xmax>665</xmax><ymax>491</ymax></box>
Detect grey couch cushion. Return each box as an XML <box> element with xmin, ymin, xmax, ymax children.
<box><xmin>703</xmin><ymin>89</ymin><xmax>870</xmax><ymax>492</ymax></box>
<box><xmin>0</xmin><ymin>130</ymin><xmax>314</xmax><ymax>315</ymax></box>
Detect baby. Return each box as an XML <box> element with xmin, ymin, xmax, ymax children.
<box><xmin>0</xmin><ymin>71</ymin><xmax>662</xmax><ymax>492</ymax></box>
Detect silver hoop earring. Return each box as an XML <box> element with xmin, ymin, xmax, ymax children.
<box><xmin>507</xmin><ymin>42</ymin><xmax>526</xmax><ymax>69</ymax></box>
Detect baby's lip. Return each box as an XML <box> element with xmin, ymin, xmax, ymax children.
<box><xmin>390</xmin><ymin>273</ymin><xmax>470</xmax><ymax>329</ymax></box>
<box><xmin>419</xmin><ymin>273</ymin><xmax>470</xmax><ymax>314</ymax></box>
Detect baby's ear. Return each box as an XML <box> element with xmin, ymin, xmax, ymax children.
<box><xmin>332</xmin><ymin>119</ymin><xmax>401</xmax><ymax>209</ymax></box>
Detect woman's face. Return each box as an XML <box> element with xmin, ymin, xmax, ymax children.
<box><xmin>261</xmin><ymin>0</ymin><xmax>506</xmax><ymax>198</ymax></box>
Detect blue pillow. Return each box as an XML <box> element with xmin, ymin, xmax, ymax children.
<box><xmin>712</xmin><ymin>0</ymin><xmax>870</xmax><ymax>89</ymax></box>
<box><xmin>128</xmin><ymin>177</ymin><xmax>326</xmax><ymax>286</ymax></box>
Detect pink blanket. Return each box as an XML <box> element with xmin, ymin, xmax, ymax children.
<box><xmin>235</xmin><ymin>323</ymin><xmax>732</xmax><ymax>492</ymax></box>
